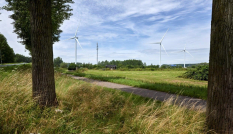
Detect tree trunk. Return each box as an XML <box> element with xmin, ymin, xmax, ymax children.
<box><xmin>207</xmin><ymin>0</ymin><xmax>233</xmax><ymax>133</ymax></box>
<box><xmin>29</xmin><ymin>0</ymin><xmax>57</xmax><ymax>107</ymax></box>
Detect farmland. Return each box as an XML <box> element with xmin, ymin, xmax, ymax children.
<box><xmin>64</xmin><ymin>69</ymin><xmax>208</xmax><ymax>99</ymax></box>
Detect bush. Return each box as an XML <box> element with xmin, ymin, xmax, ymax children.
<box><xmin>0</xmin><ymin>64</ymin><xmax>31</xmax><ymax>72</ymax></box>
<box><xmin>68</xmin><ymin>63</ymin><xmax>76</xmax><ymax>70</ymax></box>
<box><xmin>119</xmin><ymin>68</ymin><xmax>128</xmax><ymax>71</ymax></box>
<box><xmin>17</xmin><ymin>64</ymin><xmax>32</xmax><ymax>71</ymax></box>
<box><xmin>76</xmin><ymin>68</ymin><xmax>88</xmax><ymax>72</ymax></box>
<box><xmin>134</xmin><ymin>68</ymin><xmax>143</xmax><ymax>71</ymax></box>
<box><xmin>181</xmin><ymin>64</ymin><xmax>209</xmax><ymax>81</ymax></box>
<box><xmin>54</xmin><ymin>57</ymin><xmax>63</xmax><ymax>67</ymax></box>
<box><xmin>60</xmin><ymin>63</ymin><xmax>68</xmax><ymax>68</ymax></box>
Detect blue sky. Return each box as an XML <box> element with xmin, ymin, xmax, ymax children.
<box><xmin>0</xmin><ymin>0</ymin><xmax>212</xmax><ymax>65</ymax></box>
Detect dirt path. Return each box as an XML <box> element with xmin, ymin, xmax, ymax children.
<box><xmin>70</xmin><ymin>75</ymin><xmax>207</xmax><ymax>111</ymax></box>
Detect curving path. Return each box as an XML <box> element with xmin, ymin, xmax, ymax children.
<box><xmin>70</xmin><ymin>75</ymin><xmax>207</xmax><ymax>111</ymax></box>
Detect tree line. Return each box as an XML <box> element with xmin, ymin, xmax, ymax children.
<box><xmin>0</xmin><ymin>33</ymin><xmax>32</xmax><ymax>64</ymax></box>
<box><xmin>53</xmin><ymin>57</ymin><xmax>186</xmax><ymax>69</ymax></box>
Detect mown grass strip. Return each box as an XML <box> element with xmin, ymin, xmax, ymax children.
<box><xmin>65</xmin><ymin>71</ymin><xmax>207</xmax><ymax>100</ymax></box>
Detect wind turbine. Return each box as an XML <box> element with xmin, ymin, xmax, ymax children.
<box><xmin>67</xmin><ymin>25</ymin><xmax>82</xmax><ymax>64</ymax></box>
<box><xmin>174</xmin><ymin>44</ymin><xmax>193</xmax><ymax>68</ymax></box>
<box><xmin>150</xmin><ymin>28</ymin><xmax>169</xmax><ymax>68</ymax></box>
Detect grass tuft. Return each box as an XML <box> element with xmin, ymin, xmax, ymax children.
<box><xmin>0</xmin><ymin>68</ymin><xmax>208</xmax><ymax>133</ymax></box>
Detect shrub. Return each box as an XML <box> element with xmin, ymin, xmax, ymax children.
<box><xmin>119</xmin><ymin>68</ymin><xmax>128</xmax><ymax>71</ymax></box>
<box><xmin>54</xmin><ymin>57</ymin><xmax>63</xmax><ymax>67</ymax></box>
<box><xmin>134</xmin><ymin>68</ymin><xmax>143</xmax><ymax>71</ymax></box>
<box><xmin>76</xmin><ymin>68</ymin><xmax>88</xmax><ymax>72</ymax></box>
<box><xmin>68</xmin><ymin>63</ymin><xmax>76</xmax><ymax>70</ymax></box>
<box><xmin>0</xmin><ymin>64</ymin><xmax>31</xmax><ymax>72</ymax></box>
<box><xmin>181</xmin><ymin>64</ymin><xmax>209</xmax><ymax>81</ymax></box>
<box><xmin>60</xmin><ymin>63</ymin><xmax>68</xmax><ymax>68</ymax></box>
<box><xmin>17</xmin><ymin>64</ymin><xmax>32</xmax><ymax>71</ymax></box>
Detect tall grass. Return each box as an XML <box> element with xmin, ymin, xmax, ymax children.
<box><xmin>0</xmin><ymin>68</ymin><xmax>208</xmax><ymax>133</ymax></box>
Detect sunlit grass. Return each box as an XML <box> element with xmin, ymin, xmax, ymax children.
<box><xmin>81</xmin><ymin>70</ymin><xmax>207</xmax><ymax>87</ymax></box>
<box><xmin>64</xmin><ymin>69</ymin><xmax>208</xmax><ymax>99</ymax></box>
<box><xmin>0</xmin><ymin>68</ymin><xmax>208</xmax><ymax>133</ymax></box>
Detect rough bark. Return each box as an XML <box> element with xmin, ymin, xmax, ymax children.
<box><xmin>207</xmin><ymin>0</ymin><xmax>233</xmax><ymax>133</ymax></box>
<box><xmin>29</xmin><ymin>0</ymin><xmax>57</xmax><ymax>107</ymax></box>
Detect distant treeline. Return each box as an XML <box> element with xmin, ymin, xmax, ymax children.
<box><xmin>0</xmin><ymin>53</ymin><xmax>32</xmax><ymax>64</ymax></box>
<box><xmin>69</xmin><ymin>59</ymin><xmax>199</xmax><ymax>69</ymax></box>
<box><xmin>97</xmin><ymin>59</ymin><xmax>146</xmax><ymax>68</ymax></box>
<box><xmin>54</xmin><ymin>56</ymin><xmax>208</xmax><ymax>70</ymax></box>
<box><xmin>15</xmin><ymin>54</ymin><xmax>32</xmax><ymax>63</ymax></box>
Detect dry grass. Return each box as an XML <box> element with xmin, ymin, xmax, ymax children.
<box><xmin>0</xmin><ymin>68</ymin><xmax>207</xmax><ymax>133</ymax></box>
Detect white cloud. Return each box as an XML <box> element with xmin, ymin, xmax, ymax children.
<box><xmin>0</xmin><ymin>0</ymin><xmax>212</xmax><ymax>65</ymax></box>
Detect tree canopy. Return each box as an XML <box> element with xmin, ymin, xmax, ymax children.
<box><xmin>3</xmin><ymin>0</ymin><xmax>74</xmax><ymax>53</ymax></box>
<box><xmin>0</xmin><ymin>33</ymin><xmax>15</xmax><ymax>63</ymax></box>
<box><xmin>15</xmin><ymin>54</ymin><xmax>32</xmax><ymax>63</ymax></box>
<box><xmin>54</xmin><ymin>56</ymin><xmax>63</xmax><ymax>67</ymax></box>
<box><xmin>98</xmin><ymin>59</ymin><xmax>144</xmax><ymax>68</ymax></box>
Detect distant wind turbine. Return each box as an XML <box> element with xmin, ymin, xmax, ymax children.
<box><xmin>150</xmin><ymin>28</ymin><xmax>169</xmax><ymax>68</ymax></box>
<box><xmin>173</xmin><ymin>44</ymin><xmax>193</xmax><ymax>68</ymax></box>
<box><xmin>67</xmin><ymin>24</ymin><xmax>83</xmax><ymax>64</ymax></box>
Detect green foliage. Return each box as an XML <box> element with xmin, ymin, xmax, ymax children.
<box><xmin>0</xmin><ymin>70</ymin><xmax>206</xmax><ymax>133</ymax></box>
<box><xmin>81</xmin><ymin>59</ymin><xmax>186</xmax><ymax>70</ymax></box>
<box><xmin>60</xmin><ymin>62</ymin><xmax>68</xmax><ymax>68</ymax></box>
<box><xmin>64</xmin><ymin>70</ymin><xmax>207</xmax><ymax>100</ymax></box>
<box><xmin>0</xmin><ymin>64</ymin><xmax>31</xmax><ymax>73</ymax></box>
<box><xmin>181</xmin><ymin>64</ymin><xmax>209</xmax><ymax>81</ymax></box>
<box><xmin>0</xmin><ymin>33</ymin><xmax>15</xmax><ymax>63</ymax></box>
<box><xmin>3</xmin><ymin>0</ymin><xmax>74</xmax><ymax>52</ymax></box>
<box><xmin>77</xmin><ymin>68</ymin><xmax>88</xmax><ymax>72</ymax></box>
<box><xmin>53</xmin><ymin>57</ymin><xmax>63</xmax><ymax>67</ymax></box>
<box><xmin>17</xmin><ymin>64</ymin><xmax>32</xmax><ymax>70</ymax></box>
<box><xmin>68</xmin><ymin>63</ymin><xmax>76</xmax><ymax>70</ymax></box>
<box><xmin>97</xmin><ymin>59</ymin><xmax>144</xmax><ymax>69</ymax></box>
<box><xmin>15</xmin><ymin>54</ymin><xmax>32</xmax><ymax>63</ymax></box>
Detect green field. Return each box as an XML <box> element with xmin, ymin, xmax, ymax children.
<box><xmin>0</xmin><ymin>66</ymin><xmax>207</xmax><ymax>133</ymax></box>
<box><xmin>65</xmin><ymin>69</ymin><xmax>208</xmax><ymax>100</ymax></box>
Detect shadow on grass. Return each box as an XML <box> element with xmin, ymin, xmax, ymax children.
<box><xmin>65</xmin><ymin>72</ymin><xmax>207</xmax><ymax>100</ymax></box>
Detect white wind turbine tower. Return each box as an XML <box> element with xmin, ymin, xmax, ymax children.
<box><xmin>175</xmin><ymin>44</ymin><xmax>193</xmax><ymax>68</ymax></box>
<box><xmin>150</xmin><ymin>28</ymin><xmax>169</xmax><ymax>68</ymax></box>
<box><xmin>67</xmin><ymin>25</ymin><xmax>82</xmax><ymax>64</ymax></box>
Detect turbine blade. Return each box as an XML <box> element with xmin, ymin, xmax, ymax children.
<box><xmin>150</xmin><ymin>42</ymin><xmax>160</xmax><ymax>44</ymax></box>
<box><xmin>65</xmin><ymin>37</ymin><xmax>74</xmax><ymax>41</ymax></box>
<box><xmin>161</xmin><ymin>44</ymin><xmax>169</xmax><ymax>56</ymax></box>
<box><xmin>160</xmin><ymin>28</ymin><xmax>169</xmax><ymax>43</ymax></box>
<box><xmin>186</xmin><ymin>50</ymin><xmax>194</xmax><ymax>57</ymax></box>
<box><xmin>75</xmin><ymin>21</ymin><xmax>80</xmax><ymax>37</ymax></box>
<box><xmin>170</xmin><ymin>50</ymin><xmax>184</xmax><ymax>53</ymax></box>
<box><xmin>75</xmin><ymin>38</ymin><xmax>83</xmax><ymax>50</ymax></box>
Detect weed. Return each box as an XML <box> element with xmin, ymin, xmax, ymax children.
<box><xmin>0</xmin><ymin>68</ymin><xmax>208</xmax><ymax>133</ymax></box>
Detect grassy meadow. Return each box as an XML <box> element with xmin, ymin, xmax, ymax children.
<box><xmin>0</xmin><ymin>66</ymin><xmax>210</xmax><ymax>133</ymax></box>
<box><xmin>64</xmin><ymin>69</ymin><xmax>208</xmax><ymax>100</ymax></box>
